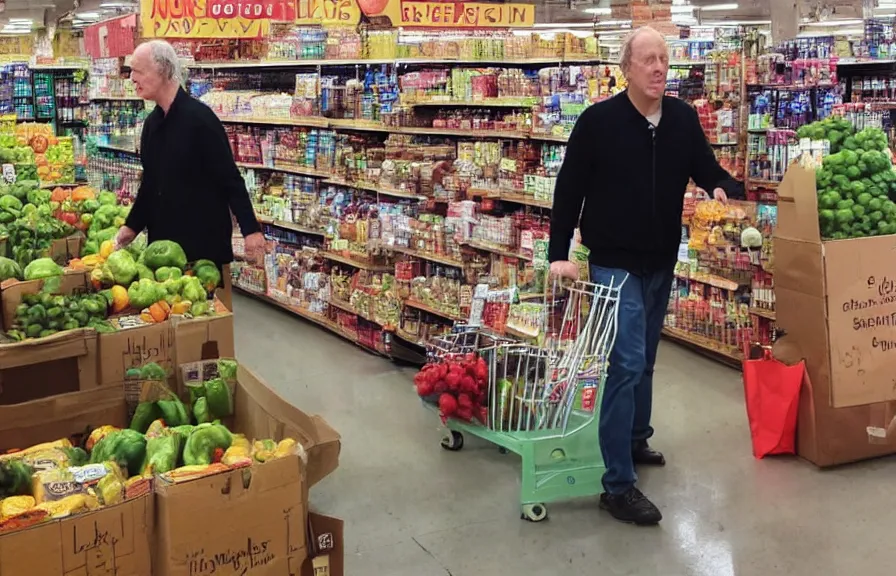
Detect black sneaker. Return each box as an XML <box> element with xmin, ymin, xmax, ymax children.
<box><xmin>632</xmin><ymin>441</ymin><xmax>666</xmax><ymax>466</ymax></box>
<box><xmin>599</xmin><ymin>488</ymin><xmax>663</xmax><ymax>525</ymax></box>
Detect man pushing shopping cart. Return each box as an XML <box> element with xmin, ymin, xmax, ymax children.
<box><xmin>548</xmin><ymin>26</ymin><xmax>743</xmax><ymax>525</ymax></box>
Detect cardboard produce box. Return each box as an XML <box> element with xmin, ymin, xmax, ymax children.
<box><xmin>774</xmin><ymin>164</ymin><xmax>896</xmax><ymax>466</ymax></box>
<box><xmin>0</xmin><ymin>272</ymin><xmax>100</xmax><ymax>404</ymax></box>
<box><xmin>154</xmin><ymin>364</ymin><xmax>341</xmax><ymax>576</ymax></box>
<box><xmin>0</xmin><ymin>386</ymin><xmax>153</xmax><ymax>576</ymax></box>
<box><xmin>98</xmin><ymin>303</ymin><xmax>234</xmax><ymax>389</ymax></box>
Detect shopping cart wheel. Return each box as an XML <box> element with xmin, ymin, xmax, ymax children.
<box><xmin>521</xmin><ymin>503</ymin><xmax>548</xmax><ymax>523</ymax></box>
<box><xmin>440</xmin><ymin>431</ymin><xmax>464</xmax><ymax>451</ymax></box>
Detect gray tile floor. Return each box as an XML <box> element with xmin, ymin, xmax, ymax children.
<box><xmin>233</xmin><ymin>294</ymin><xmax>896</xmax><ymax>575</ymax></box>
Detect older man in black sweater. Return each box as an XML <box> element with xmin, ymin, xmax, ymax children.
<box><xmin>115</xmin><ymin>40</ymin><xmax>263</xmax><ymax>271</ymax></box>
<box><xmin>549</xmin><ymin>27</ymin><xmax>743</xmax><ymax>525</ymax></box>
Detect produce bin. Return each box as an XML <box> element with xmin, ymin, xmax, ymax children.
<box><xmin>97</xmin><ymin>300</ymin><xmax>234</xmax><ymax>388</ymax></box>
<box><xmin>774</xmin><ymin>164</ymin><xmax>896</xmax><ymax>466</ymax></box>
<box><xmin>153</xmin><ymin>364</ymin><xmax>341</xmax><ymax>576</ymax></box>
<box><xmin>0</xmin><ymin>386</ymin><xmax>153</xmax><ymax>576</ymax></box>
<box><xmin>0</xmin><ymin>329</ymin><xmax>99</xmax><ymax>405</ymax></box>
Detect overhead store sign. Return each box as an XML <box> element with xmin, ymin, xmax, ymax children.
<box><xmin>85</xmin><ymin>14</ymin><xmax>137</xmax><ymax>58</ymax></box>
<box><xmin>141</xmin><ymin>0</ymin><xmax>296</xmax><ymax>38</ymax></box>
<box><xmin>296</xmin><ymin>0</ymin><xmax>535</xmax><ymax>28</ymax></box>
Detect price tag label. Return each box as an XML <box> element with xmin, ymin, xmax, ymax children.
<box><xmin>677</xmin><ymin>241</ymin><xmax>690</xmax><ymax>264</ymax></box>
<box><xmin>498</xmin><ymin>157</ymin><xmax>517</xmax><ymax>173</ymax></box>
<box><xmin>1</xmin><ymin>164</ymin><xmax>15</xmax><ymax>184</ymax></box>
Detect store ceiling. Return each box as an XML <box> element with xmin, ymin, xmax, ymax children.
<box><xmin>0</xmin><ymin>0</ymin><xmax>878</xmax><ymax>34</ymax></box>
<box><xmin>538</xmin><ymin>0</ymin><xmax>867</xmax><ymax>26</ymax></box>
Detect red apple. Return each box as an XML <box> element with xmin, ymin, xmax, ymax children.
<box><xmin>357</xmin><ymin>0</ymin><xmax>389</xmax><ymax>16</ymax></box>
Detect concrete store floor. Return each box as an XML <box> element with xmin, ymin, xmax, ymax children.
<box><xmin>233</xmin><ymin>294</ymin><xmax>896</xmax><ymax>576</ymax></box>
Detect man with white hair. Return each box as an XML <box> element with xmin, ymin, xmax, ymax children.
<box><xmin>549</xmin><ymin>27</ymin><xmax>743</xmax><ymax>525</ymax></box>
<box><xmin>115</xmin><ymin>40</ymin><xmax>264</xmax><ymax>297</ymax></box>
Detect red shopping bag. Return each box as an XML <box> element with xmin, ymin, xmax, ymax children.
<box><xmin>742</xmin><ymin>351</ymin><xmax>804</xmax><ymax>458</ymax></box>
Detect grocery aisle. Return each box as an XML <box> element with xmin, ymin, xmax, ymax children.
<box><xmin>233</xmin><ymin>294</ymin><xmax>895</xmax><ymax>576</ymax></box>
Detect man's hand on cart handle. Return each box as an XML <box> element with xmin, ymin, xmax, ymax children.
<box><xmin>550</xmin><ymin>261</ymin><xmax>579</xmax><ymax>280</ymax></box>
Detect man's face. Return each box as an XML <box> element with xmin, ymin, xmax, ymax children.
<box><xmin>130</xmin><ymin>47</ymin><xmax>164</xmax><ymax>102</ymax></box>
<box><xmin>626</xmin><ymin>32</ymin><xmax>669</xmax><ymax>101</ymax></box>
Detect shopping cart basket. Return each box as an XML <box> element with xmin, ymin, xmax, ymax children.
<box><xmin>431</xmin><ymin>278</ymin><xmax>626</xmax><ymax>522</ymax></box>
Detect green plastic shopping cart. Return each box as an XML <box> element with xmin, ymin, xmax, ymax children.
<box><xmin>425</xmin><ymin>278</ymin><xmax>626</xmax><ymax>522</ymax></box>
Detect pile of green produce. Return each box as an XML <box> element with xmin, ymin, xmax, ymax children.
<box><xmin>92</xmin><ymin>240</ymin><xmax>220</xmax><ymax>318</ymax></box>
<box><xmin>7</xmin><ymin>289</ymin><xmax>115</xmax><ymax>341</ymax></box>
<box><xmin>0</xmin><ymin>146</ymin><xmax>34</xmax><ymax>165</ymax></box>
<box><xmin>803</xmin><ymin>119</ymin><xmax>896</xmax><ymax>239</ymax></box>
<box><xmin>0</xmin><ymin>180</ymin><xmax>79</xmax><ymax>270</ymax></box>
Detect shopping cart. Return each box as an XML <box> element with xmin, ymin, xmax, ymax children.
<box><xmin>428</xmin><ymin>277</ymin><xmax>626</xmax><ymax>522</ymax></box>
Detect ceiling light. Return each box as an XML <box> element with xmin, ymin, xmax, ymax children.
<box><xmin>9</xmin><ymin>18</ymin><xmax>31</xmax><ymax>23</ymax></box>
<box><xmin>583</xmin><ymin>7</ymin><xmax>611</xmax><ymax>15</ymax></box>
<box><xmin>77</xmin><ymin>11</ymin><xmax>101</xmax><ymax>19</ymax></box>
<box><xmin>100</xmin><ymin>1</ymin><xmax>136</xmax><ymax>5</ymax></box>
<box><xmin>701</xmin><ymin>2</ymin><xmax>738</xmax><ymax>10</ymax></box>
<box><xmin>594</xmin><ymin>19</ymin><xmax>631</xmax><ymax>26</ymax></box>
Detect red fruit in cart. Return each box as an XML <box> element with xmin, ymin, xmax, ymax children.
<box><xmin>438</xmin><ymin>393</ymin><xmax>458</xmax><ymax>423</ymax></box>
<box><xmin>433</xmin><ymin>379</ymin><xmax>447</xmax><ymax>393</ymax></box>
<box><xmin>445</xmin><ymin>372</ymin><xmax>461</xmax><ymax>391</ymax></box>
<box><xmin>459</xmin><ymin>375</ymin><xmax>476</xmax><ymax>394</ymax></box>
<box><xmin>456</xmin><ymin>406</ymin><xmax>473</xmax><ymax>422</ymax></box>
<box><xmin>457</xmin><ymin>393</ymin><xmax>473</xmax><ymax>410</ymax></box>
<box><xmin>474</xmin><ymin>358</ymin><xmax>488</xmax><ymax>381</ymax></box>
<box><xmin>416</xmin><ymin>380</ymin><xmax>435</xmax><ymax>397</ymax></box>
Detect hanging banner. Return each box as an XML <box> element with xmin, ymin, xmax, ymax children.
<box><xmin>141</xmin><ymin>0</ymin><xmax>295</xmax><ymax>39</ymax></box>
<box><xmin>85</xmin><ymin>14</ymin><xmax>138</xmax><ymax>58</ymax></box>
<box><xmin>296</xmin><ymin>0</ymin><xmax>535</xmax><ymax>28</ymax></box>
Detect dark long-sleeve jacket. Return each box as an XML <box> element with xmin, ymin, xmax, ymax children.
<box><xmin>548</xmin><ymin>91</ymin><xmax>744</xmax><ymax>274</ymax></box>
<box><xmin>126</xmin><ymin>88</ymin><xmax>260</xmax><ymax>266</ymax></box>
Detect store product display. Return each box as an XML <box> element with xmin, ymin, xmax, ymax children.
<box><xmin>0</xmin><ymin>358</ymin><xmax>297</xmax><ymax>527</ymax></box>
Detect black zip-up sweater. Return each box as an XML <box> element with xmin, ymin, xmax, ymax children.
<box><xmin>548</xmin><ymin>92</ymin><xmax>743</xmax><ymax>274</ymax></box>
<box><xmin>126</xmin><ymin>88</ymin><xmax>261</xmax><ymax>267</ymax></box>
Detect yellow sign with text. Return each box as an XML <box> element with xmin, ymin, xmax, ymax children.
<box><xmin>140</xmin><ymin>0</ymin><xmax>279</xmax><ymax>39</ymax></box>
<box><xmin>391</xmin><ymin>1</ymin><xmax>535</xmax><ymax>28</ymax></box>
<box><xmin>301</xmin><ymin>0</ymin><xmax>536</xmax><ymax>28</ymax></box>
<box><xmin>295</xmin><ymin>0</ymin><xmax>362</xmax><ymax>25</ymax></box>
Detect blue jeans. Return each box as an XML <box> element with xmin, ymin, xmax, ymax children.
<box><xmin>590</xmin><ymin>265</ymin><xmax>674</xmax><ymax>495</ymax></box>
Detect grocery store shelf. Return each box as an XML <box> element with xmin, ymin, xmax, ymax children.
<box><xmin>398</xmin><ymin>126</ymin><xmax>530</xmax><ymax>139</ymax></box>
<box><xmin>328</xmin><ymin>297</ymin><xmax>395</xmax><ymax>331</ymax></box>
<box><xmin>220</xmin><ymin>115</ymin><xmax>329</xmax><ymax>128</ymax></box>
<box><xmin>675</xmin><ymin>272</ymin><xmax>739</xmax><ymax>291</ymax></box>
<box><xmin>709</xmin><ymin>142</ymin><xmax>739</xmax><ymax>147</ymax></box>
<box><xmin>235</xmin><ymin>161</ymin><xmax>330</xmax><ymax>178</ymax></box>
<box><xmin>185</xmin><ymin>57</ymin><xmax>622</xmax><ymax>70</ymax></box>
<box><xmin>468</xmin><ymin>187</ymin><xmax>553</xmax><ymax>209</ymax></box>
<box><xmin>257</xmin><ymin>216</ymin><xmax>326</xmax><ymax>236</ymax></box>
<box><xmin>327</xmin><ymin>118</ymin><xmax>395</xmax><ymax>133</ymax></box>
<box><xmin>529</xmin><ymin>132</ymin><xmax>569</xmax><ymax>143</ymax></box>
<box><xmin>90</xmin><ymin>95</ymin><xmax>143</xmax><ymax>101</ymax></box>
<box><xmin>749</xmin><ymin>307</ymin><xmax>776</xmax><ymax>321</ymax></box>
<box><xmin>405</xmin><ymin>299</ymin><xmax>465</xmax><ymax>322</ymax></box>
<box><xmin>462</xmin><ymin>240</ymin><xmax>532</xmax><ymax>261</ymax></box>
<box><xmin>220</xmin><ymin>114</ymin><xmax>531</xmax><ymax>140</ymax></box>
<box><xmin>323</xmin><ymin>178</ymin><xmax>426</xmax><ymax>201</ymax></box>
<box><xmin>661</xmin><ymin>326</ymin><xmax>742</xmax><ymax>368</ymax></box>
<box><xmin>389</xmin><ymin>245</ymin><xmax>464</xmax><ymax>268</ymax></box>
<box><xmin>320</xmin><ymin>251</ymin><xmax>393</xmax><ymax>272</ymax></box>
<box><xmin>409</xmin><ymin>99</ymin><xmax>536</xmax><ymax>108</ymax></box>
